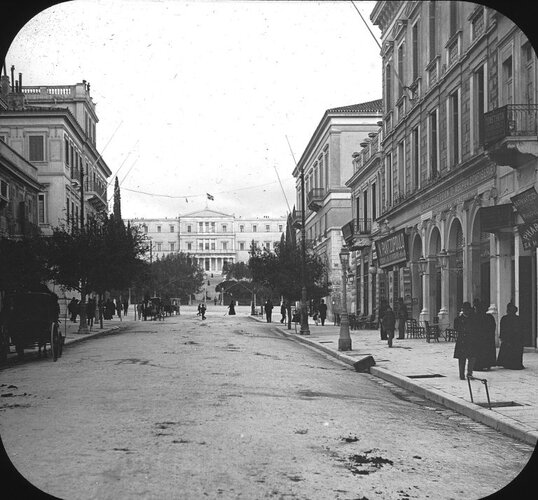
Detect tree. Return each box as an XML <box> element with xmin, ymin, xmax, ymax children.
<box><xmin>222</xmin><ymin>261</ymin><xmax>252</xmax><ymax>281</ymax></box>
<box><xmin>149</xmin><ymin>253</ymin><xmax>205</xmax><ymax>303</ymax></box>
<box><xmin>46</xmin><ymin>213</ymin><xmax>147</xmax><ymax>329</ymax></box>
<box><xmin>113</xmin><ymin>176</ymin><xmax>122</xmax><ymax>222</ymax></box>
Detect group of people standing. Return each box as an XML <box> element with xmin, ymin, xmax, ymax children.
<box><xmin>454</xmin><ymin>300</ymin><xmax>525</xmax><ymax>379</ymax></box>
<box><xmin>275</xmin><ymin>299</ymin><xmax>328</xmax><ymax>326</ymax></box>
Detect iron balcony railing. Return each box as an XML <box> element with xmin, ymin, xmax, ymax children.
<box><xmin>483</xmin><ymin>104</ymin><xmax>538</xmax><ymax>146</ymax></box>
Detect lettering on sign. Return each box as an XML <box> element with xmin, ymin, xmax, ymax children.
<box><xmin>375</xmin><ymin>229</ymin><xmax>408</xmax><ymax>268</ymax></box>
<box><xmin>519</xmin><ymin>221</ymin><xmax>538</xmax><ymax>250</ymax></box>
<box><xmin>511</xmin><ymin>187</ymin><xmax>538</xmax><ymax>224</ymax></box>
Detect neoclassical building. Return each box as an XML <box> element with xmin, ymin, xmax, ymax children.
<box><xmin>292</xmin><ymin>100</ymin><xmax>383</xmax><ymax>321</ymax></box>
<box><xmin>345</xmin><ymin>2</ymin><xmax>537</xmax><ymax>346</ymax></box>
<box><xmin>0</xmin><ymin>70</ymin><xmax>111</xmax><ymax>234</ymax></box>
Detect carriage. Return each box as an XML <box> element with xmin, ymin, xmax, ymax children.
<box><xmin>0</xmin><ymin>291</ymin><xmax>64</xmax><ymax>361</ymax></box>
<box><xmin>142</xmin><ymin>297</ymin><xmax>164</xmax><ymax>321</ymax></box>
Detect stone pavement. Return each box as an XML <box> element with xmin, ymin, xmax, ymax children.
<box><xmin>251</xmin><ymin>315</ymin><xmax>538</xmax><ymax>447</ymax></box>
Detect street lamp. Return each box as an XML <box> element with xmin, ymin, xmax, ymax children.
<box><xmin>338</xmin><ymin>246</ymin><xmax>352</xmax><ymax>351</ymax></box>
<box><xmin>437</xmin><ymin>249</ymin><xmax>449</xmax><ymax>270</ymax></box>
<box><xmin>418</xmin><ymin>256</ymin><xmax>428</xmax><ymax>276</ymax></box>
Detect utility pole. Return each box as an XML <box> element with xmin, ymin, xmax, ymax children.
<box><xmin>300</xmin><ymin>165</ymin><xmax>310</xmax><ymax>335</ymax></box>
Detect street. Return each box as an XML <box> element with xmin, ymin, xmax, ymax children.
<box><xmin>0</xmin><ymin>307</ymin><xmax>534</xmax><ymax>500</ymax></box>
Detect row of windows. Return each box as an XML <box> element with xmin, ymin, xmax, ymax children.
<box><xmin>142</xmin><ymin>222</ymin><xmax>284</xmax><ymax>233</ymax></box>
<box><xmin>147</xmin><ymin>240</ymin><xmax>279</xmax><ymax>253</ymax></box>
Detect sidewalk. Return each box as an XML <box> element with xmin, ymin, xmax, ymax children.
<box><xmin>252</xmin><ymin>316</ymin><xmax>538</xmax><ymax>447</ymax></box>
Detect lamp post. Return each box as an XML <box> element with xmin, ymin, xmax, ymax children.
<box><xmin>338</xmin><ymin>246</ymin><xmax>352</xmax><ymax>351</ymax></box>
<box><xmin>299</xmin><ymin>163</ymin><xmax>310</xmax><ymax>335</ymax></box>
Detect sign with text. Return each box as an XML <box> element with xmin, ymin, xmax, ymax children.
<box><xmin>375</xmin><ymin>229</ymin><xmax>408</xmax><ymax>268</ymax></box>
<box><xmin>511</xmin><ymin>187</ymin><xmax>538</xmax><ymax>224</ymax></box>
<box><xmin>519</xmin><ymin>221</ymin><xmax>538</xmax><ymax>250</ymax></box>
<box><xmin>479</xmin><ymin>204</ymin><xmax>514</xmax><ymax>232</ymax></box>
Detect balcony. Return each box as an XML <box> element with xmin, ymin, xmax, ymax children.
<box><xmin>341</xmin><ymin>218</ymin><xmax>372</xmax><ymax>250</ymax></box>
<box><xmin>483</xmin><ymin>104</ymin><xmax>538</xmax><ymax>168</ymax></box>
<box><xmin>307</xmin><ymin>188</ymin><xmax>324</xmax><ymax>211</ymax></box>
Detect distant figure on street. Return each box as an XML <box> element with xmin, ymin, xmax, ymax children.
<box><xmin>197</xmin><ymin>303</ymin><xmax>202</xmax><ymax>316</ymax></box>
<box><xmin>116</xmin><ymin>299</ymin><xmax>122</xmax><ymax>321</ymax></box>
<box><xmin>454</xmin><ymin>302</ymin><xmax>478</xmax><ymax>379</ymax></box>
<box><xmin>214</xmin><ymin>297</ymin><xmax>217</xmax><ymax>306</ymax></box>
<box><xmin>382</xmin><ymin>304</ymin><xmax>396</xmax><ymax>347</ymax></box>
<box><xmin>104</xmin><ymin>299</ymin><xmax>115</xmax><ymax>320</ymax></box>
<box><xmin>123</xmin><ymin>299</ymin><xmax>129</xmax><ymax>316</ymax></box>
<box><xmin>137</xmin><ymin>302</ymin><xmax>143</xmax><ymax>320</ymax></box>
<box><xmin>473</xmin><ymin>299</ymin><xmax>497</xmax><ymax>371</ymax></box>
<box><xmin>378</xmin><ymin>299</ymin><xmax>388</xmax><ymax>340</ymax></box>
<box><xmin>87</xmin><ymin>297</ymin><xmax>96</xmax><ymax>330</ymax></box>
<box><xmin>264</xmin><ymin>299</ymin><xmax>273</xmax><ymax>323</ymax></box>
<box><xmin>318</xmin><ymin>299</ymin><xmax>327</xmax><ymax>326</ymax></box>
<box><xmin>228</xmin><ymin>299</ymin><xmax>236</xmax><ymax>315</ymax></box>
<box><xmin>200</xmin><ymin>303</ymin><xmax>207</xmax><ymax>320</ymax></box>
<box><xmin>68</xmin><ymin>298</ymin><xmax>78</xmax><ymax>323</ymax></box>
<box><xmin>396</xmin><ymin>298</ymin><xmax>408</xmax><ymax>339</ymax></box>
<box><xmin>280</xmin><ymin>301</ymin><xmax>287</xmax><ymax>324</ymax></box>
<box><xmin>312</xmin><ymin>307</ymin><xmax>320</xmax><ymax>326</ymax></box>
<box><xmin>497</xmin><ymin>303</ymin><xmax>525</xmax><ymax>370</ymax></box>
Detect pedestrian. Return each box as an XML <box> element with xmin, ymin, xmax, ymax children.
<box><xmin>473</xmin><ymin>299</ymin><xmax>497</xmax><ymax>371</ymax></box>
<box><xmin>453</xmin><ymin>302</ymin><xmax>478</xmax><ymax>380</ymax></box>
<box><xmin>87</xmin><ymin>297</ymin><xmax>96</xmax><ymax>329</ymax></box>
<box><xmin>318</xmin><ymin>299</ymin><xmax>327</xmax><ymax>326</ymax></box>
<box><xmin>497</xmin><ymin>302</ymin><xmax>525</xmax><ymax>370</ymax></box>
<box><xmin>200</xmin><ymin>302</ymin><xmax>206</xmax><ymax>320</ymax></box>
<box><xmin>104</xmin><ymin>299</ymin><xmax>114</xmax><ymax>320</ymax></box>
<box><xmin>137</xmin><ymin>302</ymin><xmax>143</xmax><ymax>320</ymax></box>
<box><xmin>116</xmin><ymin>299</ymin><xmax>122</xmax><ymax>321</ymax></box>
<box><xmin>197</xmin><ymin>303</ymin><xmax>201</xmax><ymax>316</ymax></box>
<box><xmin>382</xmin><ymin>304</ymin><xmax>396</xmax><ymax>347</ymax></box>
<box><xmin>280</xmin><ymin>301</ymin><xmax>287</xmax><ymax>324</ymax></box>
<box><xmin>312</xmin><ymin>307</ymin><xmax>320</xmax><ymax>326</ymax></box>
<box><xmin>264</xmin><ymin>299</ymin><xmax>273</xmax><ymax>323</ymax></box>
<box><xmin>123</xmin><ymin>299</ymin><xmax>129</xmax><ymax>316</ymax></box>
<box><xmin>68</xmin><ymin>297</ymin><xmax>77</xmax><ymax>322</ymax></box>
<box><xmin>214</xmin><ymin>297</ymin><xmax>217</xmax><ymax>306</ymax></box>
<box><xmin>396</xmin><ymin>298</ymin><xmax>408</xmax><ymax>339</ymax></box>
<box><xmin>378</xmin><ymin>299</ymin><xmax>388</xmax><ymax>340</ymax></box>
<box><xmin>228</xmin><ymin>299</ymin><xmax>236</xmax><ymax>315</ymax></box>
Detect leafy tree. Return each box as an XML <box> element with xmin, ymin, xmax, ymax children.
<box><xmin>222</xmin><ymin>261</ymin><xmax>252</xmax><ymax>281</ymax></box>
<box><xmin>46</xmin><ymin>213</ymin><xmax>147</xmax><ymax>329</ymax></box>
<box><xmin>149</xmin><ymin>253</ymin><xmax>205</xmax><ymax>303</ymax></box>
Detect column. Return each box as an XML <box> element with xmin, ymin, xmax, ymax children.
<box><xmin>419</xmin><ymin>257</ymin><xmax>434</xmax><ymax>325</ymax></box>
<box><xmin>489</xmin><ymin>233</ymin><xmax>512</xmax><ymax>334</ymax></box>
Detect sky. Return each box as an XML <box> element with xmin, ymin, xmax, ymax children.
<box><xmin>5</xmin><ymin>0</ymin><xmax>382</xmax><ymax>219</ymax></box>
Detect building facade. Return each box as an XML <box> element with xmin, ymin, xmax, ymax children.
<box><xmin>131</xmin><ymin>209</ymin><xmax>286</xmax><ymax>268</ymax></box>
<box><xmin>292</xmin><ymin>100</ymin><xmax>383</xmax><ymax>321</ymax></box>
<box><xmin>0</xmin><ymin>70</ymin><xmax>111</xmax><ymax>234</ymax></box>
<box><xmin>347</xmin><ymin>2</ymin><xmax>538</xmax><ymax>346</ymax></box>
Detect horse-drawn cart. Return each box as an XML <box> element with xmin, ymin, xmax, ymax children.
<box><xmin>0</xmin><ymin>291</ymin><xmax>63</xmax><ymax>361</ymax></box>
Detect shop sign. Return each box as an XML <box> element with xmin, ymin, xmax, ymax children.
<box><xmin>375</xmin><ymin>229</ymin><xmax>408</xmax><ymax>268</ymax></box>
<box><xmin>511</xmin><ymin>187</ymin><xmax>538</xmax><ymax>224</ymax></box>
<box><xmin>479</xmin><ymin>204</ymin><xmax>514</xmax><ymax>232</ymax></box>
<box><xmin>519</xmin><ymin>221</ymin><xmax>538</xmax><ymax>250</ymax></box>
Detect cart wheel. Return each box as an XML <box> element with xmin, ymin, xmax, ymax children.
<box><xmin>51</xmin><ymin>323</ymin><xmax>60</xmax><ymax>362</ymax></box>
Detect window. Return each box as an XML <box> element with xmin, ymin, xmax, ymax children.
<box><xmin>265</xmin><ymin>224</ymin><xmax>270</xmax><ymax>232</ymax></box>
<box><xmin>222</xmin><ymin>224</ymin><xmax>227</xmax><ymax>232</ymax></box>
<box><xmin>211</xmin><ymin>241</ymin><xmax>215</xmax><ymax>250</ymax></box>
<box><xmin>29</xmin><ymin>135</ymin><xmax>45</xmax><ymax>162</ymax></box>
<box><xmin>264</xmin><ymin>241</ymin><xmax>271</xmax><ymax>250</ymax></box>
<box><xmin>386</xmin><ymin>153</ymin><xmax>392</xmax><ymax>206</ymax></box>
<box><xmin>398</xmin><ymin>141</ymin><xmax>405</xmax><ymax>195</ymax></box>
<box><xmin>449</xmin><ymin>2</ymin><xmax>458</xmax><ymax>36</ymax></box>
<box><xmin>222</xmin><ymin>242</ymin><xmax>228</xmax><ymax>250</ymax></box>
<box><xmin>278</xmin><ymin>225</ymin><xmax>283</xmax><ymax>232</ymax></box>
<box><xmin>412</xmin><ymin>21</ymin><xmax>419</xmax><ymax>82</ymax></box>
<box><xmin>371</xmin><ymin>182</ymin><xmax>377</xmax><ymax>221</ymax></box>
<box><xmin>64</xmin><ymin>137</ymin><xmax>69</xmax><ymax>166</ymax></box>
<box><xmin>450</xmin><ymin>90</ymin><xmax>460</xmax><ymax>166</ymax></box>
<box><xmin>199</xmin><ymin>222</ymin><xmax>203</xmax><ymax>232</ymax></box>
<box><xmin>156</xmin><ymin>242</ymin><xmax>162</xmax><ymax>252</ymax></box>
<box><xmin>199</xmin><ymin>242</ymin><xmax>203</xmax><ymax>250</ymax></box>
<box><xmin>385</xmin><ymin>63</ymin><xmax>392</xmax><ymax>111</ymax></box>
<box><xmin>170</xmin><ymin>242</ymin><xmax>175</xmax><ymax>252</ymax></box>
<box><xmin>471</xmin><ymin>7</ymin><xmax>485</xmax><ymax>41</ymax></box>
<box><xmin>363</xmin><ymin>190</ymin><xmax>368</xmax><ymax>231</ymax></box>
<box><xmin>240</xmin><ymin>224</ymin><xmax>244</xmax><ymax>232</ymax></box>
<box><xmin>253</xmin><ymin>224</ymin><xmax>257</xmax><ymax>232</ymax></box>
<box><xmin>211</xmin><ymin>222</ymin><xmax>215</xmax><ymax>232</ymax></box>
<box><xmin>429</xmin><ymin>109</ymin><xmax>439</xmax><ymax>178</ymax></box>
<box><xmin>187</xmin><ymin>242</ymin><xmax>192</xmax><ymax>251</ymax></box>
<box><xmin>66</xmin><ymin>197</ymin><xmax>70</xmax><ymax>222</ymax></box>
<box><xmin>143</xmin><ymin>225</ymin><xmax>148</xmax><ymax>234</ymax></box>
<box><xmin>38</xmin><ymin>193</ymin><xmax>45</xmax><ymax>224</ymax></box>
<box><xmin>205</xmin><ymin>241</ymin><xmax>209</xmax><ymax>250</ymax></box>
<box><xmin>429</xmin><ymin>1</ymin><xmax>436</xmax><ymax>60</ymax></box>
<box><xmin>502</xmin><ymin>55</ymin><xmax>513</xmax><ymax>105</ymax></box>
<box><xmin>170</xmin><ymin>225</ymin><xmax>174</xmax><ymax>232</ymax></box>
<box><xmin>187</xmin><ymin>225</ymin><xmax>192</xmax><ymax>233</ymax></box>
<box><xmin>397</xmin><ymin>43</ymin><xmax>404</xmax><ymax>98</ymax></box>
<box><xmin>412</xmin><ymin>126</ymin><xmax>420</xmax><ymax>190</ymax></box>
<box><xmin>239</xmin><ymin>242</ymin><xmax>245</xmax><ymax>251</ymax></box>
<box><xmin>473</xmin><ymin>65</ymin><xmax>486</xmax><ymax>148</ymax></box>
<box><xmin>0</xmin><ymin>179</ymin><xmax>8</xmax><ymax>199</ymax></box>
<box><xmin>157</xmin><ymin>225</ymin><xmax>161</xmax><ymax>233</ymax></box>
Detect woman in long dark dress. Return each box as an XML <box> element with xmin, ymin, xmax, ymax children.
<box><xmin>228</xmin><ymin>300</ymin><xmax>236</xmax><ymax>315</ymax></box>
<box><xmin>497</xmin><ymin>303</ymin><xmax>525</xmax><ymax>370</ymax></box>
<box><xmin>473</xmin><ymin>300</ymin><xmax>497</xmax><ymax>371</ymax></box>
<box><xmin>453</xmin><ymin>302</ymin><xmax>479</xmax><ymax>379</ymax></box>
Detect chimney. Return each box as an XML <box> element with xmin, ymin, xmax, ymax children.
<box><xmin>10</xmin><ymin>65</ymin><xmax>14</xmax><ymax>92</ymax></box>
<box><xmin>18</xmin><ymin>72</ymin><xmax>22</xmax><ymax>90</ymax></box>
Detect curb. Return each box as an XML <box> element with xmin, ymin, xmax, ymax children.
<box><xmin>63</xmin><ymin>326</ymin><xmax>123</xmax><ymax>346</ymax></box>
<box><xmin>257</xmin><ymin>318</ymin><xmax>538</xmax><ymax>447</ymax></box>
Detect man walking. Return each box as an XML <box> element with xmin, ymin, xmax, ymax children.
<box><xmin>280</xmin><ymin>301</ymin><xmax>287</xmax><ymax>324</ymax></box>
<box><xmin>453</xmin><ymin>302</ymin><xmax>478</xmax><ymax>380</ymax></box>
<box><xmin>382</xmin><ymin>304</ymin><xmax>396</xmax><ymax>347</ymax></box>
<box><xmin>264</xmin><ymin>299</ymin><xmax>273</xmax><ymax>323</ymax></box>
<box><xmin>318</xmin><ymin>299</ymin><xmax>327</xmax><ymax>326</ymax></box>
